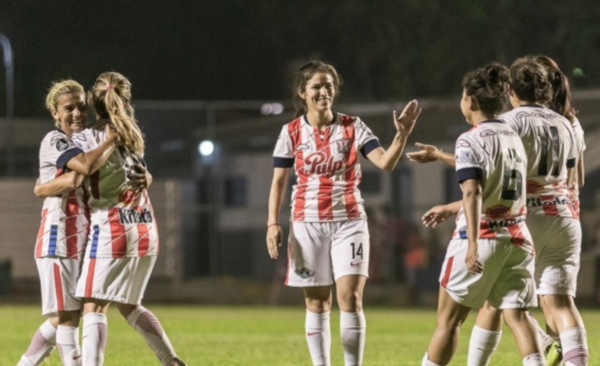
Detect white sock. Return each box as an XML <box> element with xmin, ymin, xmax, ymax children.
<box><xmin>340</xmin><ymin>311</ymin><xmax>366</xmax><ymax>366</ymax></box>
<box><xmin>305</xmin><ymin>310</ymin><xmax>331</xmax><ymax>366</ymax></box>
<box><xmin>18</xmin><ymin>319</ymin><xmax>57</xmax><ymax>366</ymax></box>
<box><xmin>82</xmin><ymin>313</ymin><xmax>108</xmax><ymax>366</ymax></box>
<box><xmin>522</xmin><ymin>353</ymin><xmax>545</xmax><ymax>366</ymax></box>
<box><xmin>421</xmin><ymin>352</ymin><xmax>444</xmax><ymax>366</ymax></box>
<box><xmin>126</xmin><ymin>306</ymin><xmax>177</xmax><ymax>366</ymax></box>
<box><xmin>57</xmin><ymin>325</ymin><xmax>82</xmax><ymax>366</ymax></box>
<box><xmin>467</xmin><ymin>325</ymin><xmax>502</xmax><ymax>366</ymax></box>
<box><xmin>560</xmin><ymin>327</ymin><xmax>588</xmax><ymax>366</ymax></box>
<box><xmin>527</xmin><ymin>313</ymin><xmax>554</xmax><ymax>349</ymax></box>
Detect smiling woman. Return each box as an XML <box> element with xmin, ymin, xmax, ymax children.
<box><xmin>266</xmin><ymin>60</ymin><xmax>421</xmax><ymax>366</ymax></box>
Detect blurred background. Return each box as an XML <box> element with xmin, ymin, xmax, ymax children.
<box><xmin>1</xmin><ymin>1</ymin><xmax>600</xmax><ymax>307</ymax></box>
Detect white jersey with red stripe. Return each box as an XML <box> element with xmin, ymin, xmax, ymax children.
<box><xmin>74</xmin><ymin>121</ymin><xmax>158</xmax><ymax>258</ymax></box>
<box><xmin>273</xmin><ymin>112</ymin><xmax>380</xmax><ymax>222</ymax></box>
<box><xmin>453</xmin><ymin>120</ymin><xmax>533</xmax><ymax>254</ymax></box>
<box><xmin>569</xmin><ymin>117</ymin><xmax>585</xmax><ymax>218</ymax></box>
<box><xmin>500</xmin><ymin>105</ymin><xmax>577</xmax><ymax>218</ymax></box>
<box><xmin>35</xmin><ymin>129</ymin><xmax>89</xmax><ymax>259</ymax></box>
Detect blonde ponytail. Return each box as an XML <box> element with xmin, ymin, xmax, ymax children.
<box><xmin>89</xmin><ymin>72</ymin><xmax>145</xmax><ymax>154</ymax></box>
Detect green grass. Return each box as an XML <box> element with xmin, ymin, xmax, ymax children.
<box><xmin>1</xmin><ymin>305</ymin><xmax>598</xmax><ymax>365</ymax></box>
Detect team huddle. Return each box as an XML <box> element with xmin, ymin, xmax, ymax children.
<box><xmin>268</xmin><ymin>58</ymin><xmax>587</xmax><ymax>366</ymax></box>
<box><xmin>19</xmin><ymin>56</ymin><xmax>587</xmax><ymax>366</ymax></box>
<box><xmin>18</xmin><ymin>73</ymin><xmax>186</xmax><ymax>366</ymax></box>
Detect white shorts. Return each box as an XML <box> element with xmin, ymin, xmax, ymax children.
<box><xmin>285</xmin><ymin>219</ymin><xmax>370</xmax><ymax>287</ymax></box>
<box><xmin>36</xmin><ymin>257</ymin><xmax>82</xmax><ymax>316</ymax></box>
<box><xmin>75</xmin><ymin>256</ymin><xmax>156</xmax><ymax>305</ymax></box>
<box><xmin>439</xmin><ymin>238</ymin><xmax>537</xmax><ymax>309</ymax></box>
<box><xmin>527</xmin><ymin>215</ymin><xmax>582</xmax><ymax>297</ymax></box>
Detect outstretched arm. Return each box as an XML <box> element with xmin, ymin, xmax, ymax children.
<box><xmin>34</xmin><ymin>172</ymin><xmax>84</xmax><ymax>198</ymax></box>
<box><xmin>366</xmin><ymin>100</ymin><xmax>422</xmax><ymax>171</ymax></box>
<box><xmin>406</xmin><ymin>142</ymin><xmax>456</xmax><ymax>166</ymax></box>
<box><xmin>65</xmin><ymin>123</ymin><xmax>121</xmax><ymax>176</ymax></box>
<box><xmin>266</xmin><ymin>167</ymin><xmax>290</xmax><ymax>260</ymax></box>
<box><xmin>421</xmin><ymin>200</ymin><xmax>462</xmax><ymax>228</ymax></box>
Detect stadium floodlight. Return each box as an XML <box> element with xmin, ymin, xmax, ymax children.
<box><xmin>198</xmin><ymin>140</ymin><xmax>215</xmax><ymax>157</ymax></box>
<box><xmin>0</xmin><ymin>33</ymin><xmax>14</xmax><ymax>176</ymax></box>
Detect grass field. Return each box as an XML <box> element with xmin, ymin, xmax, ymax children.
<box><xmin>1</xmin><ymin>305</ymin><xmax>598</xmax><ymax>365</ymax></box>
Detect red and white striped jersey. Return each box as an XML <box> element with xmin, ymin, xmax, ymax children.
<box><xmin>500</xmin><ymin>105</ymin><xmax>578</xmax><ymax>218</ymax></box>
<box><xmin>452</xmin><ymin>120</ymin><xmax>533</xmax><ymax>254</ymax></box>
<box><xmin>35</xmin><ymin>129</ymin><xmax>89</xmax><ymax>259</ymax></box>
<box><xmin>74</xmin><ymin>121</ymin><xmax>158</xmax><ymax>258</ymax></box>
<box><xmin>273</xmin><ymin>113</ymin><xmax>380</xmax><ymax>222</ymax></box>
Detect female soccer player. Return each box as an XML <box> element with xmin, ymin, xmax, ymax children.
<box><xmin>420</xmin><ymin>63</ymin><xmax>544</xmax><ymax>366</ymax></box>
<box><xmin>73</xmin><ymin>72</ymin><xmax>186</xmax><ymax>366</ymax></box>
<box><xmin>266</xmin><ymin>60</ymin><xmax>421</xmax><ymax>366</ymax></box>
<box><xmin>416</xmin><ymin>59</ymin><xmax>588</xmax><ymax>366</ymax></box>
<box><xmin>17</xmin><ymin>80</ymin><xmax>120</xmax><ymax>366</ymax></box>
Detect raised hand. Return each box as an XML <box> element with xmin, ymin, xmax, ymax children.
<box><xmin>394</xmin><ymin>100</ymin><xmax>421</xmax><ymax>137</ymax></box>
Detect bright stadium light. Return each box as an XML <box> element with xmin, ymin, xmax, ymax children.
<box><xmin>272</xmin><ymin>103</ymin><xmax>284</xmax><ymax>115</ymax></box>
<box><xmin>198</xmin><ymin>140</ymin><xmax>215</xmax><ymax>157</ymax></box>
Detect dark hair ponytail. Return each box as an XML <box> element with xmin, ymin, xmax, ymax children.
<box><xmin>462</xmin><ymin>62</ymin><xmax>510</xmax><ymax>117</ymax></box>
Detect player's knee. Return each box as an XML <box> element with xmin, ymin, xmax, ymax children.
<box><xmin>337</xmin><ymin>289</ymin><xmax>363</xmax><ymax>312</ymax></box>
<box><xmin>116</xmin><ymin>303</ymin><xmax>139</xmax><ymax>318</ymax></box>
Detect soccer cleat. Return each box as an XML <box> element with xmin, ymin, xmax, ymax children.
<box><xmin>545</xmin><ymin>341</ymin><xmax>563</xmax><ymax>366</ymax></box>
<box><xmin>170</xmin><ymin>358</ymin><xmax>188</xmax><ymax>366</ymax></box>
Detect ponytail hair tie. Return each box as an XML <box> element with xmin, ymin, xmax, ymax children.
<box><xmin>107</xmin><ymin>84</ymin><xmax>115</xmax><ymax>90</ymax></box>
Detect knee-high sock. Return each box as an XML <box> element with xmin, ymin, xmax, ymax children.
<box><xmin>340</xmin><ymin>311</ymin><xmax>366</xmax><ymax>366</ymax></box>
<box><xmin>421</xmin><ymin>352</ymin><xmax>444</xmax><ymax>366</ymax></box>
<box><xmin>561</xmin><ymin>327</ymin><xmax>588</xmax><ymax>366</ymax></box>
<box><xmin>126</xmin><ymin>306</ymin><xmax>177</xmax><ymax>366</ymax></box>
<box><xmin>522</xmin><ymin>353</ymin><xmax>545</xmax><ymax>366</ymax></box>
<box><xmin>17</xmin><ymin>319</ymin><xmax>57</xmax><ymax>366</ymax></box>
<box><xmin>82</xmin><ymin>313</ymin><xmax>108</xmax><ymax>366</ymax></box>
<box><xmin>305</xmin><ymin>310</ymin><xmax>331</xmax><ymax>366</ymax></box>
<box><xmin>467</xmin><ymin>325</ymin><xmax>502</xmax><ymax>366</ymax></box>
<box><xmin>57</xmin><ymin>325</ymin><xmax>82</xmax><ymax>366</ymax></box>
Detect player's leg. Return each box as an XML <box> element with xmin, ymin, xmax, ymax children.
<box><xmin>303</xmin><ymin>286</ymin><xmax>333</xmax><ymax>366</ymax></box>
<box><xmin>422</xmin><ymin>286</ymin><xmax>471</xmax><ymax>366</ymax></box>
<box><xmin>17</xmin><ymin>317</ymin><xmax>58</xmax><ymax>366</ymax></box>
<box><xmin>532</xmin><ymin>215</ymin><xmax>588</xmax><ymax>366</ymax></box>
<box><xmin>336</xmin><ymin>275</ymin><xmax>367</xmax><ymax>366</ymax></box>
<box><xmin>287</xmin><ymin>222</ymin><xmax>335</xmax><ymax>366</ymax></box>
<box><xmin>540</xmin><ymin>295</ymin><xmax>588</xmax><ymax>366</ymax></box>
<box><xmin>468</xmin><ymin>302</ymin><xmax>502</xmax><ymax>366</ymax></box>
<box><xmin>54</xmin><ymin>257</ymin><xmax>84</xmax><ymax>366</ymax></box>
<box><xmin>81</xmin><ymin>299</ymin><xmax>110</xmax><ymax>366</ymax></box>
<box><xmin>117</xmin><ymin>303</ymin><xmax>186</xmax><ymax>366</ymax></box>
<box><xmin>502</xmin><ymin>309</ymin><xmax>545</xmax><ymax>366</ymax></box>
<box><xmin>56</xmin><ymin>310</ymin><xmax>82</xmax><ymax>366</ymax></box>
<box><xmin>331</xmin><ymin>219</ymin><xmax>370</xmax><ymax>366</ymax></box>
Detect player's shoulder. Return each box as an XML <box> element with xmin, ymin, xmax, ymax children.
<box><xmin>41</xmin><ymin>129</ymin><xmax>72</xmax><ymax>151</ymax></box>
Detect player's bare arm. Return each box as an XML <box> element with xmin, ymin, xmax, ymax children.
<box><xmin>34</xmin><ymin>171</ymin><xmax>84</xmax><ymax>198</ymax></box>
<box><xmin>266</xmin><ymin>167</ymin><xmax>290</xmax><ymax>259</ymax></box>
<box><xmin>406</xmin><ymin>142</ymin><xmax>456</xmax><ymax>166</ymax></box>
<box><xmin>577</xmin><ymin>152</ymin><xmax>585</xmax><ymax>188</ymax></box>
<box><xmin>366</xmin><ymin>100</ymin><xmax>421</xmax><ymax>171</ymax></box>
<box><xmin>66</xmin><ymin>123</ymin><xmax>121</xmax><ymax>176</ymax></box>
<box><xmin>461</xmin><ymin>178</ymin><xmax>483</xmax><ymax>274</ymax></box>
<box><xmin>421</xmin><ymin>200</ymin><xmax>462</xmax><ymax>228</ymax></box>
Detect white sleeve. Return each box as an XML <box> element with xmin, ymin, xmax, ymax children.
<box><xmin>455</xmin><ymin>135</ymin><xmax>484</xmax><ymax>183</ymax></box>
<box><xmin>354</xmin><ymin>117</ymin><xmax>380</xmax><ymax>157</ymax></box>
<box><xmin>42</xmin><ymin>131</ymin><xmax>84</xmax><ymax>171</ymax></box>
<box><xmin>273</xmin><ymin>125</ymin><xmax>294</xmax><ymax>167</ymax></box>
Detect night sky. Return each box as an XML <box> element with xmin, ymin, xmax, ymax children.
<box><xmin>1</xmin><ymin>1</ymin><xmax>599</xmax><ymax>117</ymax></box>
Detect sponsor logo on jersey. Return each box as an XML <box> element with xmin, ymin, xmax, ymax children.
<box><xmin>487</xmin><ymin>216</ymin><xmax>525</xmax><ymax>229</ymax></box>
<box><xmin>336</xmin><ymin>138</ymin><xmax>351</xmax><ymax>154</ymax></box>
<box><xmin>304</xmin><ymin>151</ymin><xmax>344</xmax><ymax>175</ymax></box>
<box><xmin>456</xmin><ymin>150</ymin><xmax>475</xmax><ymax>164</ymax></box>
<box><xmin>456</xmin><ymin>139</ymin><xmax>470</xmax><ymax>148</ymax></box>
<box><xmin>296</xmin><ymin>143</ymin><xmax>310</xmax><ymax>151</ymax></box>
<box><xmin>118</xmin><ymin>208</ymin><xmax>153</xmax><ymax>224</ymax></box>
<box><xmin>295</xmin><ymin>267</ymin><xmax>316</xmax><ymax>279</ymax></box>
<box><xmin>526</xmin><ymin>196</ymin><xmax>572</xmax><ymax>208</ymax></box>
